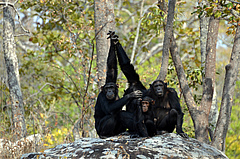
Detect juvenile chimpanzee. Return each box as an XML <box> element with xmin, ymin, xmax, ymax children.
<box><xmin>136</xmin><ymin>96</ymin><xmax>157</xmax><ymax>137</ymax></box>
<box><xmin>94</xmin><ymin>31</ymin><xmax>142</xmax><ymax>138</ymax></box>
<box><xmin>148</xmin><ymin>80</ymin><xmax>188</xmax><ymax>138</ymax></box>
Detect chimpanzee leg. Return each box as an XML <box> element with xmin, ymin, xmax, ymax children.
<box><xmin>119</xmin><ymin>111</ymin><xmax>148</xmax><ymax>137</ymax></box>
<box><xmin>118</xmin><ymin>111</ymin><xmax>136</xmax><ymax>132</ymax></box>
<box><xmin>145</xmin><ymin>120</ymin><xmax>157</xmax><ymax>137</ymax></box>
<box><xmin>157</xmin><ymin>109</ymin><xmax>178</xmax><ymax>133</ymax></box>
<box><xmin>135</xmin><ymin>105</ymin><xmax>148</xmax><ymax>137</ymax></box>
<box><xmin>97</xmin><ymin>115</ymin><xmax>117</xmax><ymax>137</ymax></box>
<box><xmin>113</xmin><ymin>112</ymin><xmax>127</xmax><ymax>135</ymax></box>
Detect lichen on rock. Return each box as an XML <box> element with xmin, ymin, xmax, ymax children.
<box><xmin>21</xmin><ymin>133</ymin><xmax>228</xmax><ymax>159</ymax></box>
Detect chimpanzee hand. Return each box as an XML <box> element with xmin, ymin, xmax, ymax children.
<box><xmin>107</xmin><ymin>31</ymin><xmax>115</xmax><ymax>39</ymax></box>
<box><xmin>126</xmin><ymin>90</ymin><xmax>142</xmax><ymax>99</ymax></box>
<box><xmin>107</xmin><ymin>31</ymin><xmax>119</xmax><ymax>44</ymax></box>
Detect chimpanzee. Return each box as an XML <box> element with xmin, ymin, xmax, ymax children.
<box><xmin>136</xmin><ymin>96</ymin><xmax>157</xmax><ymax>137</ymax></box>
<box><xmin>94</xmin><ymin>31</ymin><xmax>142</xmax><ymax>138</ymax></box>
<box><xmin>110</xmin><ymin>33</ymin><xmax>151</xmax><ymax>137</ymax></box>
<box><xmin>148</xmin><ymin>80</ymin><xmax>188</xmax><ymax>138</ymax></box>
<box><xmin>113</xmin><ymin>34</ymin><xmax>147</xmax><ymax>113</ymax></box>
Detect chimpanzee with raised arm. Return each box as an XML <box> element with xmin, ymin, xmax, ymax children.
<box><xmin>112</xmin><ymin>32</ymin><xmax>156</xmax><ymax>137</ymax></box>
<box><xmin>94</xmin><ymin>31</ymin><xmax>142</xmax><ymax>138</ymax></box>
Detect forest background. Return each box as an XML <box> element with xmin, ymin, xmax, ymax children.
<box><xmin>0</xmin><ymin>0</ymin><xmax>239</xmax><ymax>158</ymax></box>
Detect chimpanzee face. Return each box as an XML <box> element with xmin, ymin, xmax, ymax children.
<box><xmin>141</xmin><ymin>96</ymin><xmax>155</xmax><ymax>113</ymax></box>
<box><xmin>103</xmin><ymin>82</ymin><xmax>117</xmax><ymax>100</ymax></box>
<box><xmin>153</xmin><ymin>80</ymin><xmax>165</xmax><ymax>97</ymax></box>
<box><xmin>142</xmin><ymin>101</ymin><xmax>150</xmax><ymax>113</ymax></box>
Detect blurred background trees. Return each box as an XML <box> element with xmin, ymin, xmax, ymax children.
<box><xmin>0</xmin><ymin>0</ymin><xmax>239</xmax><ymax>158</ymax></box>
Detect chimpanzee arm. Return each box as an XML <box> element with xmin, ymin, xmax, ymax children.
<box><xmin>115</xmin><ymin>42</ymin><xmax>141</xmax><ymax>83</ymax></box>
<box><xmin>106</xmin><ymin>35</ymin><xmax>118</xmax><ymax>83</ymax></box>
<box><xmin>168</xmin><ymin>88</ymin><xmax>188</xmax><ymax>138</ymax></box>
<box><xmin>115</xmin><ymin>41</ymin><xmax>146</xmax><ymax>94</ymax></box>
<box><xmin>99</xmin><ymin>90</ymin><xmax>142</xmax><ymax>115</ymax></box>
<box><xmin>168</xmin><ymin>88</ymin><xmax>182</xmax><ymax>113</ymax></box>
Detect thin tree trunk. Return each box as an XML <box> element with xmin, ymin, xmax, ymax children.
<box><xmin>199</xmin><ymin>0</ymin><xmax>209</xmax><ymax>69</ymax></box>
<box><xmin>157</xmin><ymin>0</ymin><xmax>176</xmax><ymax>81</ymax></box>
<box><xmin>169</xmin><ymin>35</ymin><xmax>198</xmax><ymax>132</ymax></box>
<box><xmin>198</xmin><ymin>15</ymin><xmax>219</xmax><ymax>143</ymax></box>
<box><xmin>94</xmin><ymin>0</ymin><xmax>115</xmax><ymax>88</ymax></box>
<box><xmin>212</xmin><ymin>22</ymin><xmax>240</xmax><ymax>152</ymax></box>
<box><xmin>170</xmin><ymin>35</ymin><xmax>213</xmax><ymax>143</ymax></box>
<box><xmin>199</xmin><ymin>0</ymin><xmax>218</xmax><ymax>142</ymax></box>
<box><xmin>208</xmin><ymin>84</ymin><xmax>219</xmax><ymax>140</ymax></box>
<box><xmin>3</xmin><ymin>3</ymin><xmax>27</xmax><ymax>141</ymax></box>
<box><xmin>74</xmin><ymin>0</ymin><xmax>116</xmax><ymax>140</ymax></box>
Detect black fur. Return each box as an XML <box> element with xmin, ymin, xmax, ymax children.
<box><xmin>147</xmin><ymin>80</ymin><xmax>187</xmax><ymax>137</ymax></box>
<box><xmin>94</xmin><ymin>32</ymin><xmax>142</xmax><ymax>138</ymax></box>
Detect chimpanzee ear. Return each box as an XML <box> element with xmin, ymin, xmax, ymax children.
<box><xmin>151</xmin><ymin>100</ymin><xmax>155</xmax><ymax>105</ymax></box>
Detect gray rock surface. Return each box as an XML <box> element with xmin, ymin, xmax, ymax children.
<box><xmin>21</xmin><ymin>133</ymin><xmax>228</xmax><ymax>159</ymax></box>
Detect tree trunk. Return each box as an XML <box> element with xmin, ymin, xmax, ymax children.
<box><xmin>196</xmin><ymin>15</ymin><xmax>219</xmax><ymax>143</ymax></box>
<box><xmin>157</xmin><ymin>0</ymin><xmax>176</xmax><ymax>81</ymax></box>
<box><xmin>199</xmin><ymin>0</ymin><xmax>218</xmax><ymax>142</ymax></box>
<box><xmin>73</xmin><ymin>0</ymin><xmax>116</xmax><ymax>140</ymax></box>
<box><xmin>170</xmin><ymin>35</ymin><xmax>212</xmax><ymax>143</ymax></box>
<box><xmin>94</xmin><ymin>0</ymin><xmax>115</xmax><ymax>88</ymax></box>
<box><xmin>208</xmin><ymin>84</ymin><xmax>219</xmax><ymax>140</ymax></box>
<box><xmin>212</xmin><ymin>22</ymin><xmax>240</xmax><ymax>152</ymax></box>
<box><xmin>199</xmin><ymin>0</ymin><xmax>209</xmax><ymax>69</ymax></box>
<box><xmin>3</xmin><ymin>3</ymin><xmax>27</xmax><ymax>141</ymax></box>
<box><xmin>169</xmin><ymin>35</ymin><xmax>199</xmax><ymax>132</ymax></box>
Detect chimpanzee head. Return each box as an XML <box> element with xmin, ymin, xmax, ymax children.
<box><xmin>150</xmin><ymin>80</ymin><xmax>167</xmax><ymax>98</ymax></box>
<box><xmin>123</xmin><ymin>82</ymin><xmax>146</xmax><ymax>96</ymax></box>
<box><xmin>102</xmin><ymin>82</ymin><xmax>118</xmax><ymax>100</ymax></box>
<box><xmin>141</xmin><ymin>96</ymin><xmax>155</xmax><ymax>113</ymax></box>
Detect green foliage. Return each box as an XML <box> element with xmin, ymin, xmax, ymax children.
<box><xmin>43</xmin><ymin>127</ymin><xmax>73</xmax><ymax>148</ymax></box>
<box><xmin>192</xmin><ymin>0</ymin><xmax>240</xmax><ymax>36</ymax></box>
<box><xmin>141</xmin><ymin>7</ymin><xmax>165</xmax><ymax>35</ymax></box>
<box><xmin>15</xmin><ymin>0</ymin><xmax>97</xmax><ymax>149</ymax></box>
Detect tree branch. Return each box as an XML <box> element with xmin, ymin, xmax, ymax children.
<box><xmin>0</xmin><ymin>1</ymin><xmax>30</xmax><ymax>34</ymax></box>
<box><xmin>228</xmin><ymin>0</ymin><xmax>240</xmax><ymax>4</ymax></box>
<box><xmin>157</xmin><ymin>0</ymin><xmax>176</xmax><ymax>81</ymax></box>
<box><xmin>212</xmin><ymin>22</ymin><xmax>240</xmax><ymax>152</ymax></box>
<box><xmin>130</xmin><ymin>1</ymin><xmax>158</xmax><ymax>62</ymax></box>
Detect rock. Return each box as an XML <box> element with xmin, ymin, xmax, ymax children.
<box><xmin>21</xmin><ymin>133</ymin><xmax>228</xmax><ymax>159</ymax></box>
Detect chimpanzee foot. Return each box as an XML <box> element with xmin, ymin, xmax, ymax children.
<box><xmin>156</xmin><ymin>130</ymin><xmax>168</xmax><ymax>135</ymax></box>
<box><xmin>178</xmin><ymin>132</ymin><xmax>188</xmax><ymax>138</ymax></box>
<box><xmin>130</xmin><ymin>134</ymin><xmax>140</xmax><ymax>138</ymax></box>
<box><xmin>99</xmin><ymin>135</ymin><xmax>108</xmax><ymax>139</ymax></box>
<box><xmin>119</xmin><ymin>131</ymin><xmax>131</xmax><ymax>136</ymax></box>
